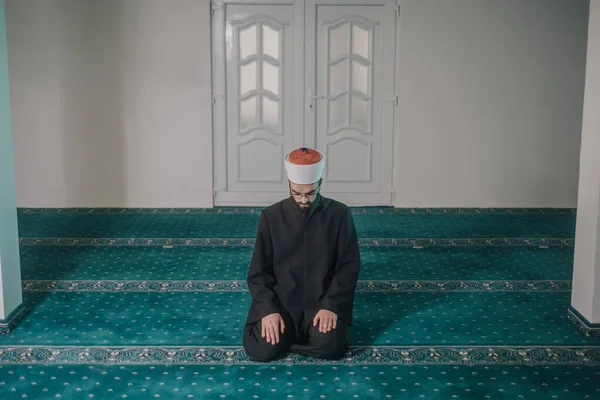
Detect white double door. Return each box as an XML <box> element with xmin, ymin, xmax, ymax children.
<box><xmin>212</xmin><ymin>0</ymin><xmax>397</xmax><ymax>206</ymax></box>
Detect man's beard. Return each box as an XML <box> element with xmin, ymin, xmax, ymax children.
<box><xmin>296</xmin><ymin>201</ymin><xmax>312</xmax><ymax>211</ymax></box>
<box><xmin>293</xmin><ymin>195</ymin><xmax>321</xmax><ymax>213</ymax></box>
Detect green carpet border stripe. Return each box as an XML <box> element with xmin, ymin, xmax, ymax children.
<box><xmin>17</xmin><ymin>207</ymin><xmax>577</xmax><ymax>215</ymax></box>
<box><xmin>0</xmin><ymin>345</ymin><xmax>597</xmax><ymax>366</ymax></box>
<box><xmin>18</xmin><ymin>237</ymin><xmax>576</xmax><ymax>247</ymax></box>
<box><xmin>21</xmin><ymin>280</ymin><xmax>573</xmax><ymax>293</ymax></box>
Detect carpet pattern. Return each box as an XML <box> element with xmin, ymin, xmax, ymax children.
<box><xmin>1</xmin><ymin>207</ymin><xmax>598</xmax><ymax>399</ymax></box>
<box><xmin>1</xmin><ymin>364</ymin><xmax>598</xmax><ymax>400</ymax></box>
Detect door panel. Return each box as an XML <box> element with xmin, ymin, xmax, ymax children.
<box><xmin>306</xmin><ymin>1</ymin><xmax>396</xmax><ymax>205</ymax></box>
<box><xmin>214</xmin><ymin>2</ymin><xmax>304</xmax><ymax>205</ymax></box>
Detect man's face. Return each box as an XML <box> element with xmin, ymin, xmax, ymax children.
<box><xmin>289</xmin><ymin>180</ymin><xmax>321</xmax><ymax>210</ymax></box>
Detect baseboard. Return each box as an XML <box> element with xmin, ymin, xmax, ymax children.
<box><xmin>0</xmin><ymin>303</ymin><xmax>27</xmax><ymax>335</ymax></box>
<box><xmin>568</xmin><ymin>306</ymin><xmax>600</xmax><ymax>337</ymax></box>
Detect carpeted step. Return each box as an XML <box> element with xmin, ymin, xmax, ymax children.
<box><xmin>0</xmin><ymin>363</ymin><xmax>598</xmax><ymax>399</ymax></box>
<box><xmin>16</xmin><ymin>211</ymin><xmax>576</xmax><ymax>239</ymax></box>
<box><xmin>19</xmin><ymin>245</ymin><xmax>575</xmax><ymax>281</ymax></box>
<box><xmin>0</xmin><ymin>291</ymin><xmax>596</xmax><ymax>347</ymax></box>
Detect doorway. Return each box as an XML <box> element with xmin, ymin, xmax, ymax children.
<box><xmin>212</xmin><ymin>0</ymin><xmax>398</xmax><ymax>206</ymax></box>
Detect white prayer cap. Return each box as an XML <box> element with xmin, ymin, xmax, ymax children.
<box><xmin>284</xmin><ymin>147</ymin><xmax>325</xmax><ymax>185</ymax></box>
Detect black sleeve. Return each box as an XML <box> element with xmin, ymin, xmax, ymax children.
<box><xmin>246</xmin><ymin>210</ymin><xmax>281</xmax><ymax>320</ymax></box>
<box><xmin>320</xmin><ymin>208</ymin><xmax>361</xmax><ymax>326</ymax></box>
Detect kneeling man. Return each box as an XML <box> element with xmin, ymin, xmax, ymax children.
<box><xmin>243</xmin><ymin>147</ymin><xmax>361</xmax><ymax>362</ymax></box>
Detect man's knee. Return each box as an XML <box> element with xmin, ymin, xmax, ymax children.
<box><xmin>244</xmin><ymin>340</ymin><xmax>287</xmax><ymax>362</ymax></box>
<box><xmin>243</xmin><ymin>323</ymin><xmax>291</xmax><ymax>362</ymax></box>
<box><xmin>309</xmin><ymin>324</ymin><xmax>348</xmax><ymax>360</ymax></box>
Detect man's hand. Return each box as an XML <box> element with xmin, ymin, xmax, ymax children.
<box><xmin>313</xmin><ymin>309</ymin><xmax>338</xmax><ymax>333</ymax></box>
<box><xmin>261</xmin><ymin>313</ymin><xmax>285</xmax><ymax>345</ymax></box>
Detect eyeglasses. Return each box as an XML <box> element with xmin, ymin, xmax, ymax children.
<box><xmin>289</xmin><ymin>183</ymin><xmax>321</xmax><ymax>201</ymax></box>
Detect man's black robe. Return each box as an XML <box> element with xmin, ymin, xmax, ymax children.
<box><xmin>245</xmin><ymin>195</ymin><xmax>361</xmax><ymax>339</ymax></box>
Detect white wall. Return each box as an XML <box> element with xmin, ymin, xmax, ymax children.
<box><xmin>571</xmin><ymin>0</ymin><xmax>600</xmax><ymax>323</ymax></box>
<box><xmin>6</xmin><ymin>0</ymin><xmax>213</xmax><ymax>208</ymax></box>
<box><xmin>5</xmin><ymin>0</ymin><xmax>589</xmax><ymax>209</ymax></box>
<box><xmin>394</xmin><ymin>0</ymin><xmax>589</xmax><ymax>208</ymax></box>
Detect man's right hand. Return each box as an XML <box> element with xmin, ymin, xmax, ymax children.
<box><xmin>261</xmin><ymin>313</ymin><xmax>285</xmax><ymax>345</ymax></box>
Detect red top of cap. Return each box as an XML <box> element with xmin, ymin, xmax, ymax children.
<box><xmin>288</xmin><ymin>148</ymin><xmax>322</xmax><ymax>165</ymax></box>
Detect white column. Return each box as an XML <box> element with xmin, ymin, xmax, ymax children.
<box><xmin>0</xmin><ymin>0</ymin><xmax>25</xmax><ymax>334</ymax></box>
<box><xmin>570</xmin><ymin>0</ymin><xmax>600</xmax><ymax>334</ymax></box>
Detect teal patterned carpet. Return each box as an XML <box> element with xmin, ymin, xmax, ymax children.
<box><xmin>2</xmin><ymin>207</ymin><xmax>599</xmax><ymax>399</ymax></box>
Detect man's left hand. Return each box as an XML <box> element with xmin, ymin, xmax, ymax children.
<box><xmin>313</xmin><ymin>309</ymin><xmax>338</xmax><ymax>333</ymax></box>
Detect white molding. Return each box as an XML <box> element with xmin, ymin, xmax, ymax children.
<box><xmin>320</xmin><ymin>14</ymin><xmax>381</xmax><ymax>27</ymax></box>
<box><xmin>304</xmin><ymin>0</ymin><xmax>317</xmax><ymax>149</ymax></box>
<box><xmin>392</xmin><ymin>0</ymin><xmax>406</xmax><ymax>208</ymax></box>
<box><xmin>380</xmin><ymin>0</ymin><xmax>397</xmax><ymax>210</ymax></box>
<box><xmin>229</xmin><ymin>14</ymin><xmax>291</xmax><ymax>27</ymax></box>
<box><xmin>293</xmin><ymin>0</ymin><xmax>306</xmax><ymax>149</ymax></box>
<box><xmin>212</xmin><ymin>1</ymin><xmax>228</xmax><ymax>203</ymax></box>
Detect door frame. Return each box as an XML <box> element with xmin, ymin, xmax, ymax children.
<box><xmin>210</xmin><ymin>0</ymin><xmax>400</xmax><ymax>207</ymax></box>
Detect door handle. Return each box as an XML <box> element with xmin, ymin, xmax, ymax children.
<box><xmin>308</xmin><ymin>89</ymin><xmax>324</xmax><ymax>109</ymax></box>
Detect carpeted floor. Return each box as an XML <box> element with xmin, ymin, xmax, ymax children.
<box><xmin>1</xmin><ymin>207</ymin><xmax>599</xmax><ymax>399</ymax></box>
